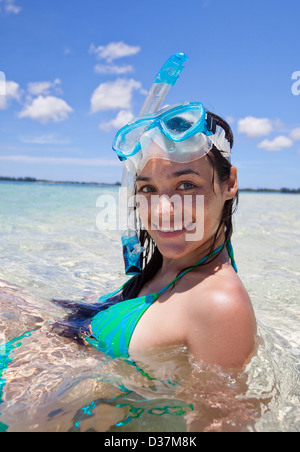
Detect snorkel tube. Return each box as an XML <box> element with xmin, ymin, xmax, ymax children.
<box><xmin>139</xmin><ymin>53</ymin><xmax>188</xmax><ymax>116</ymax></box>
<box><xmin>121</xmin><ymin>53</ymin><xmax>188</xmax><ymax>275</ymax></box>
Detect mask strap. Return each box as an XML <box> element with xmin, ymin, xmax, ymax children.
<box><xmin>206</xmin><ymin>114</ymin><xmax>217</xmax><ymax>133</ymax></box>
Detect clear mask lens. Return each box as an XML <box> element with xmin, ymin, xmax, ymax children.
<box><xmin>117</xmin><ymin>123</ymin><xmax>150</xmax><ymax>156</ymax></box>
<box><xmin>162</xmin><ymin>107</ymin><xmax>204</xmax><ymax>140</ymax></box>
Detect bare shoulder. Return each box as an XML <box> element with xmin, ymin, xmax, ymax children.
<box><xmin>189</xmin><ymin>270</ymin><xmax>255</xmax><ymax>322</ymax></box>
<box><xmin>185</xmin><ymin>269</ymin><xmax>257</xmax><ymax>369</ymax></box>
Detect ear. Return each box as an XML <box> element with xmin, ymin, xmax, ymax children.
<box><xmin>224</xmin><ymin>166</ymin><xmax>238</xmax><ymax>200</ymax></box>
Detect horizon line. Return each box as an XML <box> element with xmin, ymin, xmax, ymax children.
<box><xmin>0</xmin><ymin>176</ymin><xmax>299</xmax><ymax>193</ymax></box>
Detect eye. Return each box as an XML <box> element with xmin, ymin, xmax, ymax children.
<box><xmin>178</xmin><ymin>182</ymin><xmax>195</xmax><ymax>190</ymax></box>
<box><xmin>137</xmin><ymin>185</ymin><xmax>156</xmax><ymax>194</ymax></box>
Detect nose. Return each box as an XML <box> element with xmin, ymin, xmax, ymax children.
<box><xmin>151</xmin><ymin>194</ymin><xmax>184</xmax><ymax>229</ymax></box>
<box><xmin>156</xmin><ymin>194</ymin><xmax>174</xmax><ymax>216</ymax></box>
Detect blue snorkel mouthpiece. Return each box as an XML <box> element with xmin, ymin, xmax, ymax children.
<box><xmin>154</xmin><ymin>52</ymin><xmax>189</xmax><ymax>85</ymax></box>
<box><xmin>138</xmin><ymin>52</ymin><xmax>188</xmax><ymax>117</ymax></box>
<box><xmin>121</xmin><ymin>53</ymin><xmax>188</xmax><ymax>275</ymax></box>
<box><xmin>122</xmin><ymin>230</ymin><xmax>145</xmax><ymax>276</ymax></box>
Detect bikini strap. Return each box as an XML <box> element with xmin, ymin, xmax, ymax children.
<box><xmin>156</xmin><ymin>241</ymin><xmax>237</xmax><ymax>297</ymax></box>
<box><xmin>226</xmin><ymin>240</ymin><xmax>238</xmax><ymax>273</ymax></box>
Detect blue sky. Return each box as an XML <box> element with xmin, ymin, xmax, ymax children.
<box><xmin>0</xmin><ymin>0</ymin><xmax>299</xmax><ymax>188</ymax></box>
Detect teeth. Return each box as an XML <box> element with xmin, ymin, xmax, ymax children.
<box><xmin>154</xmin><ymin>222</ymin><xmax>196</xmax><ymax>232</ymax></box>
<box><xmin>153</xmin><ymin>224</ymin><xmax>185</xmax><ymax>232</ymax></box>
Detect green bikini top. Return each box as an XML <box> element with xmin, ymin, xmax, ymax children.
<box><xmin>86</xmin><ymin>242</ymin><xmax>237</xmax><ymax>359</ymax></box>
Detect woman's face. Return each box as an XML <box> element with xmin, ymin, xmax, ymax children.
<box><xmin>135</xmin><ymin>156</ymin><xmax>237</xmax><ymax>259</ymax></box>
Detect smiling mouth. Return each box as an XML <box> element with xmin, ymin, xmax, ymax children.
<box><xmin>151</xmin><ymin>222</ymin><xmax>196</xmax><ymax>233</ymax></box>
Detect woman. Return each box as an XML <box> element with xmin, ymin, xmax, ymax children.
<box><xmin>0</xmin><ymin>54</ymin><xmax>258</xmax><ymax>432</ymax></box>
<box><xmin>82</xmin><ymin>55</ymin><xmax>257</xmax><ymax>369</ymax></box>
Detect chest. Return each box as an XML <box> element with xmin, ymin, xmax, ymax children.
<box><xmin>128</xmin><ymin>290</ymin><xmax>189</xmax><ymax>353</ymax></box>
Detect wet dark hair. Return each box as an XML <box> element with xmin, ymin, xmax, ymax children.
<box><xmin>51</xmin><ymin>111</ymin><xmax>238</xmax><ymax>343</ymax></box>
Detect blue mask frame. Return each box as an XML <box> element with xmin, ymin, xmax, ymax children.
<box><xmin>113</xmin><ymin>102</ymin><xmax>217</xmax><ymax>161</ymax></box>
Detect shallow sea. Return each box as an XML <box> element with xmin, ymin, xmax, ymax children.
<box><xmin>0</xmin><ymin>181</ymin><xmax>299</xmax><ymax>432</ymax></box>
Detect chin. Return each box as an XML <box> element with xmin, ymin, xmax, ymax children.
<box><xmin>155</xmin><ymin>238</ymin><xmax>194</xmax><ymax>260</ymax></box>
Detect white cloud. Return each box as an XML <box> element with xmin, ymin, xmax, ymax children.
<box><xmin>94</xmin><ymin>64</ymin><xmax>134</xmax><ymax>75</ymax></box>
<box><xmin>18</xmin><ymin>134</ymin><xmax>70</xmax><ymax>145</ymax></box>
<box><xmin>290</xmin><ymin>127</ymin><xmax>300</xmax><ymax>141</ymax></box>
<box><xmin>0</xmin><ymin>155</ymin><xmax>121</xmax><ymax>166</ymax></box>
<box><xmin>90</xmin><ymin>78</ymin><xmax>144</xmax><ymax>113</ymax></box>
<box><xmin>238</xmin><ymin>116</ymin><xmax>273</xmax><ymax>138</ymax></box>
<box><xmin>0</xmin><ymin>0</ymin><xmax>21</xmax><ymax>15</ymax></box>
<box><xmin>99</xmin><ymin>110</ymin><xmax>134</xmax><ymax>131</ymax></box>
<box><xmin>5</xmin><ymin>80</ymin><xmax>22</xmax><ymax>100</ymax></box>
<box><xmin>89</xmin><ymin>41</ymin><xmax>140</xmax><ymax>63</ymax></box>
<box><xmin>258</xmin><ymin>135</ymin><xmax>293</xmax><ymax>151</ymax></box>
<box><xmin>18</xmin><ymin>95</ymin><xmax>74</xmax><ymax>123</ymax></box>
<box><xmin>0</xmin><ymin>71</ymin><xmax>5</xmax><ymax>95</ymax></box>
<box><xmin>27</xmin><ymin>79</ymin><xmax>62</xmax><ymax>96</ymax></box>
<box><xmin>272</xmin><ymin>118</ymin><xmax>285</xmax><ymax>129</ymax></box>
<box><xmin>0</xmin><ymin>80</ymin><xmax>22</xmax><ymax>110</ymax></box>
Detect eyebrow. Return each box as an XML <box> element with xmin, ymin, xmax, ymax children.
<box><xmin>136</xmin><ymin>169</ymin><xmax>201</xmax><ymax>182</ymax></box>
<box><xmin>171</xmin><ymin>169</ymin><xmax>201</xmax><ymax>178</ymax></box>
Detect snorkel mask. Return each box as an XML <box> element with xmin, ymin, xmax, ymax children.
<box><xmin>114</xmin><ymin>102</ymin><xmax>231</xmax><ymax>173</ymax></box>
<box><xmin>113</xmin><ymin>53</ymin><xmax>231</xmax><ymax>275</ymax></box>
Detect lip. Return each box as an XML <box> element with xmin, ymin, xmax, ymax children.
<box><xmin>154</xmin><ymin>227</ymin><xmax>187</xmax><ymax>239</ymax></box>
<box><xmin>156</xmin><ymin>229</ymin><xmax>187</xmax><ymax>238</ymax></box>
<box><xmin>150</xmin><ymin>221</ymin><xmax>196</xmax><ymax>238</ymax></box>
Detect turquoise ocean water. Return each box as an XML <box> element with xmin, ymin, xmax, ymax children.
<box><xmin>0</xmin><ymin>181</ymin><xmax>299</xmax><ymax>432</ymax></box>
